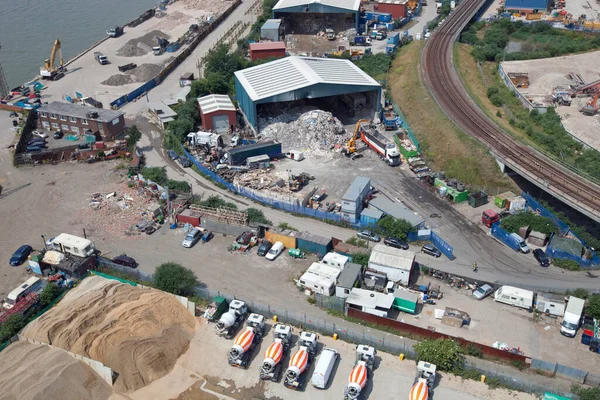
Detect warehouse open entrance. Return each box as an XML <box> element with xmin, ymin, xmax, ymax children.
<box><xmin>276</xmin><ymin>13</ymin><xmax>357</xmax><ymax>34</ymax></box>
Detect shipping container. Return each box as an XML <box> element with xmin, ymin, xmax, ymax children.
<box><xmin>387</xmin><ymin>32</ymin><xmax>400</xmax><ymax>45</ymax></box>
<box><xmin>377</xmin><ymin>0</ymin><xmax>408</xmax><ymax>19</ymax></box>
<box><xmin>468</xmin><ymin>191</ymin><xmax>488</xmax><ymax>208</ymax></box>
<box><xmin>297</xmin><ymin>232</ymin><xmax>333</xmax><ymax>256</ymax></box>
<box><xmin>227</xmin><ymin>141</ymin><xmax>282</xmax><ymax>165</ymax></box>
<box><xmin>177</xmin><ymin>209</ymin><xmax>201</xmax><ymax>226</ymax></box>
<box><xmin>391</xmin><ymin>290</ymin><xmax>418</xmax><ymax>314</ymax></box>
<box><xmin>494</xmin><ymin>191</ymin><xmax>515</xmax><ymax>208</ymax></box>
<box><xmin>265</xmin><ymin>228</ymin><xmax>298</xmax><ymax>249</ymax></box>
<box><xmin>261</xmin><ymin>19</ymin><xmax>283</xmax><ymax>41</ymax></box>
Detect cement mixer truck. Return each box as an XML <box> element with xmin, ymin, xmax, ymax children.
<box><xmin>410</xmin><ymin>361</ymin><xmax>436</xmax><ymax>400</ymax></box>
<box><xmin>228</xmin><ymin>313</ymin><xmax>265</xmax><ymax>368</ymax></box>
<box><xmin>259</xmin><ymin>323</ymin><xmax>293</xmax><ymax>381</ymax></box>
<box><xmin>284</xmin><ymin>331</ymin><xmax>318</xmax><ymax>390</ymax></box>
<box><xmin>215</xmin><ymin>299</ymin><xmax>248</xmax><ymax>338</ymax></box>
<box><xmin>343</xmin><ymin>345</ymin><xmax>375</xmax><ymax>400</ymax></box>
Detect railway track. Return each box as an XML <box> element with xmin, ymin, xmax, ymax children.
<box><xmin>422</xmin><ymin>0</ymin><xmax>600</xmax><ymax>221</ymax></box>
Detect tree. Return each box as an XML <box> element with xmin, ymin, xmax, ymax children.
<box><xmin>0</xmin><ymin>315</ymin><xmax>26</xmax><ymax>343</ymax></box>
<box><xmin>573</xmin><ymin>288</ymin><xmax>589</xmax><ymax>300</ymax></box>
<box><xmin>39</xmin><ymin>283</ymin><xmax>63</xmax><ymax>308</ymax></box>
<box><xmin>153</xmin><ymin>262</ymin><xmax>198</xmax><ymax>296</ymax></box>
<box><xmin>414</xmin><ymin>339</ymin><xmax>465</xmax><ymax>372</ymax></box>
<box><xmin>375</xmin><ymin>216</ymin><xmax>413</xmax><ymax>240</ymax></box>
<box><xmin>247</xmin><ymin>208</ymin><xmax>272</xmax><ymax>225</ymax></box>
<box><xmin>126</xmin><ymin>125</ymin><xmax>142</xmax><ymax>150</ymax></box>
<box><xmin>350</xmin><ymin>253</ymin><xmax>370</xmax><ymax>268</ymax></box>
<box><xmin>586</xmin><ymin>294</ymin><xmax>600</xmax><ymax>320</ymax></box>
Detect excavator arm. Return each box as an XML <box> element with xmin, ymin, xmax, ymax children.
<box><xmin>44</xmin><ymin>39</ymin><xmax>62</xmax><ymax>71</ymax></box>
<box><xmin>345</xmin><ymin>119</ymin><xmax>370</xmax><ymax>155</ymax></box>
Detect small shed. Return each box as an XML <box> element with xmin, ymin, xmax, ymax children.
<box><xmin>331</xmin><ymin>237</ymin><xmax>371</xmax><ymax>259</ymax></box>
<box><xmin>391</xmin><ymin>290</ymin><xmax>418</xmax><ymax>314</ymax></box>
<box><xmin>148</xmin><ymin>101</ymin><xmax>177</xmax><ymax>129</ymax></box>
<box><xmin>363</xmin><ymin>269</ymin><xmax>387</xmax><ymax>292</ymax></box>
<box><xmin>494</xmin><ymin>191</ymin><xmax>515</xmax><ymax>208</ymax></box>
<box><xmin>265</xmin><ymin>228</ymin><xmax>298</xmax><ymax>249</ymax></box>
<box><xmin>341</xmin><ymin>176</ymin><xmax>371</xmax><ymax>223</ymax></box>
<box><xmin>177</xmin><ymin>208</ymin><xmax>201</xmax><ymax>226</ymax></box>
<box><xmin>528</xmin><ymin>230</ymin><xmax>547</xmax><ymax>246</ymax></box>
<box><xmin>376</xmin><ymin>0</ymin><xmax>408</xmax><ymax>19</ymax></box>
<box><xmin>368</xmin><ymin>244</ymin><xmax>415</xmax><ymax>286</ymax></box>
<box><xmin>322</xmin><ymin>252</ymin><xmax>349</xmax><ymax>270</ymax></box>
<box><xmin>360</xmin><ymin>207</ymin><xmax>384</xmax><ymax>228</ymax></box>
<box><xmin>345</xmin><ymin>288</ymin><xmax>395</xmax><ymax>318</ymax></box>
<box><xmin>260</xmin><ymin>19</ymin><xmax>284</xmax><ymax>41</ymax></box>
<box><xmin>249</xmin><ymin>42</ymin><xmax>286</xmax><ymax>62</ymax></box>
<box><xmin>297</xmin><ymin>232</ymin><xmax>333</xmax><ymax>255</ymax></box>
<box><xmin>336</xmin><ymin>262</ymin><xmax>362</xmax><ymax>298</ymax></box>
<box><xmin>197</xmin><ymin>94</ymin><xmax>237</xmax><ymax>133</ymax></box>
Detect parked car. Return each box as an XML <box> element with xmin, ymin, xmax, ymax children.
<box><xmin>53</xmin><ymin>130</ymin><xmax>64</xmax><ymax>139</ymax></box>
<box><xmin>178</xmin><ymin>156</ymin><xmax>192</xmax><ymax>168</ymax></box>
<box><xmin>265</xmin><ymin>241</ymin><xmax>284</xmax><ymax>261</ymax></box>
<box><xmin>257</xmin><ymin>240</ymin><xmax>273</xmax><ymax>257</ymax></box>
<box><xmin>384</xmin><ymin>236</ymin><xmax>409</xmax><ymax>250</ymax></box>
<box><xmin>10</xmin><ymin>244</ymin><xmax>33</xmax><ymax>266</ymax></box>
<box><xmin>33</xmin><ymin>130</ymin><xmax>48</xmax><ymax>138</ymax></box>
<box><xmin>421</xmin><ymin>243</ymin><xmax>441</xmax><ymax>257</ymax></box>
<box><xmin>182</xmin><ymin>228</ymin><xmax>202</xmax><ymax>248</ymax></box>
<box><xmin>168</xmin><ymin>149</ymin><xmax>178</xmax><ymax>160</ymax></box>
<box><xmin>472</xmin><ymin>284</ymin><xmax>493</xmax><ymax>300</ymax></box>
<box><xmin>27</xmin><ymin>139</ymin><xmax>46</xmax><ymax>146</ymax></box>
<box><xmin>26</xmin><ymin>144</ymin><xmax>44</xmax><ymax>152</ymax></box>
<box><xmin>112</xmin><ymin>254</ymin><xmax>138</xmax><ymax>268</ymax></box>
<box><xmin>9</xmin><ymin>111</ymin><xmax>19</xmax><ymax>118</ymax></box>
<box><xmin>533</xmin><ymin>248</ymin><xmax>549</xmax><ymax>267</ymax></box>
<box><xmin>357</xmin><ymin>230</ymin><xmax>381</xmax><ymax>242</ymax></box>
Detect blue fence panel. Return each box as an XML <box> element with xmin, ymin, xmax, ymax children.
<box><xmin>546</xmin><ymin>246</ymin><xmax>595</xmax><ymax>268</ymax></box>
<box><xmin>126</xmin><ymin>80</ymin><xmax>156</xmax><ymax>103</ymax></box>
<box><xmin>491</xmin><ymin>223</ymin><xmax>520</xmax><ymax>251</ymax></box>
<box><xmin>111</xmin><ymin>95</ymin><xmax>128</xmax><ymax>109</ymax></box>
<box><xmin>521</xmin><ymin>192</ymin><xmax>570</xmax><ymax>235</ymax></box>
<box><xmin>431</xmin><ymin>231</ymin><xmax>453</xmax><ymax>259</ymax></box>
<box><xmin>407</xmin><ymin>231</ymin><xmax>431</xmax><ymax>242</ymax></box>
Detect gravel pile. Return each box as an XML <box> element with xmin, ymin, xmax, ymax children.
<box><xmin>125</xmin><ymin>63</ymin><xmax>163</xmax><ymax>81</ymax></box>
<box><xmin>180</xmin><ymin>0</ymin><xmax>229</xmax><ymax>14</ymax></box>
<box><xmin>116</xmin><ymin>30</ymin><xmax>170</xmax><ymax>57</ymax></box>
<box><xmin>259</xmin><ymin>109</ymin><xmax>348</xmax><ymax>158</ymax></box>
<box><xmin>101</xmin><ymin>74</ymin><xmax>135</xmax><ymax>86</ymax></box>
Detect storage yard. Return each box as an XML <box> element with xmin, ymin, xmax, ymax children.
<box><xmin>500</xmin><ymin>51</ymin><xmax>600</xmax><ymax>151</ymax></box>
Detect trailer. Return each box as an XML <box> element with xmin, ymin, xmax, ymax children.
<box><xmin>226</xmin><ymin>141</ymin><xmax>282</xmax><ymax>166</ymax></box>
<box><xmin>359</xmin><ymin>122</ymin><xmax>400</xmax><ymax>166</ymax></box>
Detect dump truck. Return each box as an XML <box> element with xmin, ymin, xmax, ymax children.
<box><xmin>94</xmin><ymin>52</ymin><xmax>109</xmax><ymax>65</ymax></box>
<box><xmin>343</xmin><ymin>345</ymin><xmax>375</xmax><ymax>400</ymax></box>
<box><xmin>259</xmin><ymin>323</ymin><xmax>293</xmax><ymax>381</ymax></box>
<box><xmin>228</xmin><ymin>313</ymin><xmax>265</xmax><ymax>368</ymax></box>
<box><xmin>410</xmin><ymin>361</ymin><xmax>436</xmax><ymax>399</ymax></box>
<box><xmin>106</xmin><ymin>26</ymin><xmax>124</xmax><ymax>37</ymax></box>
<box><xmin>359</xmin><ymin>122</ymin><xmax>400</xmax><ymax>166</ymax></box>
<box><xmin>215</xmin><ymin>299</ymin><xmax>248</xmax><ymax>338</ymax></box>
<box><xmin>284</xmin><ymin>331</ymin><xmax>318</xmax><ymax>390</ymax></box>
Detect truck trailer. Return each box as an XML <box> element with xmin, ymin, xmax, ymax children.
<box><xmin>226</xmin><ymin>141</ymin><xmax>282</xmax><ymax>166</ymax></box>
<box><xmin>358</xmin><ymin>122</ymin><xmax>400</xmax><ymax>166</ymax></box>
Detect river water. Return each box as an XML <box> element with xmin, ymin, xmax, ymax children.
<box><xmin>1</xmin><ymin>0</ymin><xmax>157</xmax><ymax>89</ymax></box>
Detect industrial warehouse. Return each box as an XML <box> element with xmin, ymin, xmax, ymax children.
<box><xmin>272</xmin><ymin>0</ymin><xmax>362</xmax><ymax>33</ymax></box>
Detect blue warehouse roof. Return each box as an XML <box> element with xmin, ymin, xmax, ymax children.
<box><xmin>504</xmin><ymin>0</ymin><xmax>550</xmax><ymax>9</ymax></box>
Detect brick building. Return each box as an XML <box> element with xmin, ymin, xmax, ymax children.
<box><xmin>37</xmin><ymin>101</ymin><xmax>126</xmax><ymax>140</ymax></box>
<box><xmin>197</xmin><ymin>94</ymin><xmax>237</xmax><ymax>133</ymax></box>
<box><xmin>249</xmin><ymin>42</ymin><xmax>287</xmax><ymax>62</ymax></box>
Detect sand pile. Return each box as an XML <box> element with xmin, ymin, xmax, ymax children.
<box><xmin>22</xmin><ymin>276</ymin><xmax>196</xmax><ymax>392</ymax></box>
<box><xmin>259</xmin><ymin>109</ymin><xmax>347</xmax><ymax>158</ymax></box>
<box><xmin>0</xmin><ymin>340</ymin><xmax>112</xmax><ymax>400</ymax></box>
<box><xmin>116</xmin><ymin>30</ymin><xmax>170</xmax><ymax>57</ymax></box>
<box><xmin>180</xmin><ymin>0</ymin><xmax>230</xmax><ymax>14</ymax></box>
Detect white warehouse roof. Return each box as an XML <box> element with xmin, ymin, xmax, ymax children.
<box><xmin>234</xmin><ymin>56</ymin><xmax>380</xmax><ymax>102</ymax></box>
<box><xmin>346</xmin><ymin>288</ymin><xmax>395</xmax><ymax>310</ymax></box>
<box><xmin>197</xmin><ymin>94</ymin><xmax>235</xmax><ymax>114</ymax></box>
<box><xmin>273</xmin><ymin>0</ymin><xmax>361</xmax><ymax>12</ymax></box>
<box><xmin>369</xmin><ymin>244</ymin><xmax>415</xmax><ymax>271</ymax></box>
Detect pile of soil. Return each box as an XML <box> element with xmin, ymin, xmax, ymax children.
<box><xmin>116</xmin><ymin>30</ymin><xmax>170</xmax><ymax>57</ymax></box>
<box><xmin>125</xmin><ymin>63</ymin><xmax>163</xmax><ymax>81</ymax></box>
<box><xmin>0</xmin><ymin>341</ymin><xmax>112</xmax><ymax>400</ymax></box>
<box><xmin>101</xmin><ymin>74</ymin><xmax>135</xmax><ymax>86</ymax></box>
<box><xmin>21</xmin><ymin>276</ymin><xmax>196</xmax><ymax>392</ymax></box>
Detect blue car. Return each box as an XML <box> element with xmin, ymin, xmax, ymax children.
<box><xmin>10</xmin><ymin>244</ymin><xmax>32</xmax><ymax>266</ymax></box>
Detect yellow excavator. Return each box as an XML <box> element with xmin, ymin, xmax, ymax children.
<box><xmin>343</xmin><ymin>119</ymin><xmax>370</xmax><ymax>156</ymax></box>
<box><xmin>40</xmin><ymin>39</ymin><xmax>66</xmax><ymax>80</ymax></box>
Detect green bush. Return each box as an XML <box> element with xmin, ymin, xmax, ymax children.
<box><xmin>572</xmin><ymin>385</ymin><xmax>600</xmax><ymax>400</ymax></box>
<box><xmin>552</xmin><ymin>258</ymin><xmax>580</xmax><ymax>271</ymax></box>
<box><xmin>465</xmin><ymin>343</ymin><xmax>483</xmax><ymax>358</ymax></box>
<box><xmin>500</xmin><ymin>212</ymin><xmax>558</xmax><ymax>236</ymax></box>
<box><xmin>0</xmin><ymin>315</ymin><xmax>26</xmax><ymax>343</ymax></box>
<box><xmin>414</xmin><ymin>339</ymin><xmax>465</xmax><ymax>371</ymax></box>
<box><xmin>350</xmin><ymin>253</ymin><xmax>370</xmax><ymax>267</ymax></box>
<box><xmin>125</xmin><ymin>125</ymin><xmax>142</xmax><ymax>150</ymax></box>
<box><xmin>194</xmin><ymin>195</ymin><xmax>237</xmax><ymax>210</ymax></box>
<box><xmin>489</xmin><ymin>94</ymin><xmax>504</xmax><ymax>107</ymax></box>
<box><xmin>586</xmin><ymin>294</ymin><xmax>600</xmax><ymax>320</ymax></box>
<box><xmin>573</xmin><ymin>288</ymin><xmax>589</xmax><ymax>300</ymax></box>
<box><xmin>277</xmin><ymin>222</ymin><xmax>297</xmax><ymax>231</ymax></box>
<box><xmin>354</xmin><ymin>54</ymin><xmax>393</xmax><ymax>80</ymax></box>
<box><xmin>39</xmin><ymin>283</ymin><xmax>63</xmax><ymax>308</ymax></box>
<box><xmin>375</xmin><ymin>216</ymin><xmax>413</xmax><ymax>241</ymax></box>
<box><xmin>486</xmin><ymin>87</ymin><xmax>499</xmax><ymax>98</ymax></box>
<box><xmin>247</xmin><ymin>208</ymin><xmax>272</xmax><ymax>225</ymax></box>
<box><xmin>346</xmin><ymin>237</ymin><xmax>368</xmax><ymax>248</ymax></box>
<box><xmin>153</xmin><ymin>262</ymin><xmax>198</xmax><ymax>296</ymax></box>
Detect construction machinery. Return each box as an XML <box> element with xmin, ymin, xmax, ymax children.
<box><xmin>326</xmin><ymin>28</ymin><xmax>336</xmax><ymax>40</ymax></box>
<box><xmin>343</xmin><ymin>345</ymin><xmax>375</xmax><ymax>400</ymax></box>
<box><xmin>581</xmin><ymin>93</ymin><xmax>599</xmax><ymax>115</ymax></box>
<box><xmin>40</xmin><ymin>39</ymin><xmax>66</xmax><ymax>80</ymax></box>
<box><xmin>259</xmin><ymin>323</ymin><xmax>293</xmax><ymax>381</ymax></box>
<box><xmin>410</xmin><ymin>361</ymin><xmax>437</xmax><ymax>400</ymax></box>
<box><xmin>215</xmin><ymin>299</ymin><xmax>248</xmax><ymax>338</ymax></box>
<box><xmin>358</xmin><ymin>121</ymin><xmax>401</xmax><ymax>166</ymax></box>
<box><xmin>284</xmin><ymin>331</ymin><xmax>318</xmax><ymax>390</ymax></box>
<box><xmin>228</xmin><ymin>313</ymin><xmax>265</xmax><ymax>368</ymax></box>
<box><xmin>343</xmin><ymin>119</ymin><xmax>370</xmax><ymax>156</ymax></box>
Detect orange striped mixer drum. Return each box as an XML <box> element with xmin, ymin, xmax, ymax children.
<box><xmin>348</xmin><ymin>364</ymin><xmax>367</xmax><ymax>389</ymax></box>
<box><xmin>289</xmin><ymin>348</ymin><xmax>308</xmax><ymax>373</ymax></box>
<box><xmin>234</xmin><ymin>327</ymin><xmax>255</xmax><ymax>353</ymax></box>
<box><xmin>264</xmin><ymin>340</ymin><xmax>283</xmax><ymax>365</ymax></box>
<box><xmin>409</xmin><ymin>380</ymin><xmax>429</xmax><ymax>400</ymax></box>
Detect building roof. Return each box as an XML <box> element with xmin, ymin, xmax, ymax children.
<box><xmin>346</xmin><ymin>288</ymin><xmax>395</xmax><ymax>310</ymax></box>
<box><xmin>342</xmin><ymin>176</ymin><xmax>371</xmax><ymax>202</ymax></box>
<box><xmin>337</xmin><ymin>262</ymin><xmax>361</xmax><ymax>288</ymax></box>
<box><xmin>322</xmin><ymin>252</ymin><xmax>349</xmax><ymax>266</ymax></box>
<box><xmin>234</xmin><ymin>56</ymin><xmax>380</xmax><ymax>102</ymax></box>
<box><xmin>360</xmin><ymin>207</ymin><xmax>384</xmax><ymax>219</ymax></box>
<box><xmin>529</xmin><ymin>230</ymin><xmax>547</xmax><ymax>239</ymax></box>
<box><xmin>368</xmin><ymin>197</ymin><xmax>424</xmax><ymax>227</ymax></box>
<box><xmin>504</xmin><ymin>0</ymin><xmax>550</xmax><ymax>9</ymax></box>
<box><xmin>261</xmin><ymin>19</ymin><xmax>282</xmax><ymax>29</ymax></box>
<box><xmin>164</xmin><ymin>86</ymin><xmax>191</xmax><ymax>106</ymax></box>
<box><xmin>38</xmin><ymin>101</ymin><xmax>124</xmax><ymax>123</ymax></box>
<box><xmin>378</xmin><ymin>0</ymin><xmax>408</xmax><ymax>4</ymax></box>
<box><xmin>297</xmin><ymin>231</ymin><xmax>332</xmax><ymax>246</ymax></box>
<box><xmin>307</xmin><ymin>262</ymin><xmax>342</xmax><ymax>280</ymax></box>
<box><xmin>250</xmin><ymin>42</ymin><xmax>286</xmax><ymax>51</ymax></box>
<box><xmin>148</xmin><ymin>102</ymin><xmax>177</xmax><ymax>120</ymax></box>
<box><xmin>369</xmin><ymin>244</ymin><xmax>415</xmax><ymax>271</ymax></box>
<box><xmin>273</xmin><ymin>0</ymin><xmax>361</xmax><ymax>12</ymax></box>
<box><xmin>197</xmin><ymin>94</ymin><xmax>236</xmax><ymax>114</ymax></box>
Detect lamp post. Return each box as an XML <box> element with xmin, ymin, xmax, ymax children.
<box><xmin>41</xmin><ymin>234</ymin><xmax>47</xmax><ymax>250</ymax></box>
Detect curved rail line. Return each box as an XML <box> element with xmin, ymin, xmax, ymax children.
<box><xmin>422</xmin><ymin>0</ymin><xmax>600</xmax><ymax>221</ymax></box>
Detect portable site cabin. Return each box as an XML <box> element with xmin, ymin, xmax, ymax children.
<box><xmin>535</xmin><ymin>292</ymin><xmax>566</xmax><ymax>317</ymax></box>
<box><xmin>367</xmin><ymin>244</ymin><xmax>415</xmax><ymax>286</ymax></box>
<box><xmin>50</xmin><ymin>233</ymin><xmax>96</xmax><ymax>258</ymax></box>
<box><xmin>306</xmin><ymin>262</ymin><xmax>342</xmax><ymax>281</ymax></box>
<box><xmin>345</xmin><ymin>288</ymin><xmax>395</xmax><ymax>318</ymax></box>
<box><xmin>335</xmin><ymin>262</ymin><xmax>362</xmax><ymax>298</ymax></box>
<box><xmin>297</xmin><ymin>271</ymin><xmax>335</xmax><ymax>296</ymax></box>
<box><xmin>494</xmin><ymin>286</ymin><xmax>534</xmax><ymax>310</ymax></box>
<box><xmin>322</xmin><ymin>252</ymin><xmax>349</xmax><ymax>271</ymax></box>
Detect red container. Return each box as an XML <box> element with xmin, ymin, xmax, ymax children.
<box><xmin>583</xmin><ymin>329</ymin><xmax>594</xmax><ymax>337</ymax></box>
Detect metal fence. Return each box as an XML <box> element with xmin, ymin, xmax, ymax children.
<box><xmin>314</xmin><ymin>292</ymin><xmax>345</xmax><ymax>312</ymax></box>
<box><xmin>392</xmin><ymin>103</ymin><xmax>421</xmax><ymax>153</ymax></box>
<box><xmin>521</xmin><ymin>192</ymin><xmax>570</xmax><ymax>235</ymax></box>
<box><xmin>406</xmin><ymin>230</ymin><xmax>454</xmax><ymax>259</ymax></box>
<box><xmin>491</xmin><ymin>222</ymin><xmax>520</xmax><ymax>251</ymax></box>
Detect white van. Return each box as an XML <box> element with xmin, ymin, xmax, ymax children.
<box><xmin>265</xmin><ymin>241</ymin><xmax>284</xmax><ymax>261</ymax></box>
<box><xmin>509</xmin><ymin>233</ymin><xmax>530</xmax><ymax>253</ymax></box>
<box><xmin>561</xmin><ymin>296</ymin><xmax>585</xmax><ymax>337</ymax></box>
<box><xmin>493</xmin><ymin>286</ymin><xmax>534</xmax><ymax>310</ymax></box>
<box><xmin>50</xmin><ymin>233</ymin><xmax>96</xmax><ymax>257</ymax></box>
<box><xmin>311</xmin><ymin>348</ymin><xmax>338</xmax><ymax>389</ymax></box>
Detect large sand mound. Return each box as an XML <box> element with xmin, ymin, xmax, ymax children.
<box><xmin>22</xmin><ymin>276</ymin><xmax>196</xmax><ymax>392</ymax></box>
<box><xmin>0</xmin><ymin>340</ymin><xmax>112</xmax><ymax>400</ymax></box>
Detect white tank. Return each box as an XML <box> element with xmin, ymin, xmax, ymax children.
<box><xmin>345</xmin><ymin>362</ymin><xmax>368</xmax><ymax>399</ymax></box>
<box><xmin>217</xmin><ymin>312</ymin><xmax>236</xmax><ymax>330</ymax></box>
<box><xmin>262</xmin><ymin>339</ymin><xmax>284</xmax><ymax>373</ymax></box>
<box><xmin>230</xmin><ymin>327</ymin><xmax>255</xmax><ymax>359</ymax></box>
<box><xmin>286</xmin><ymin>347</ymin><xmax>308</xmax><ymax>381</ymax></box>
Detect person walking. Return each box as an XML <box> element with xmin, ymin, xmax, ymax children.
<box><xmin>473</xmin><ymin>262</ymin><xmax>478</xmax><ymax>272</ymax></box>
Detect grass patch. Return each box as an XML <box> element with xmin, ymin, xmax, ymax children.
<box><xmin>387</xmin><ymin>41</ymin><xmax>514</xmax><ymax>192</ymax></box>
<box><xmin>552</xmin><ymin>259</ymin><xmax>580</xmax><ymax>271</ymax></box>
<box><xmin>277</xmin><ymin>222</ymin><xmax>297</xmax><ymax>231</ymax></box>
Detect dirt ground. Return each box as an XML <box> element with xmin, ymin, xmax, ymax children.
<box><xmin>500</xmin><ymin>51</ymin><xmax>600</xmax><ymax>151</ymax></box>
<box><xmin>109</xmin><ymin>317</ymin><xmax>537</xmax><ymax>400</ymax></box>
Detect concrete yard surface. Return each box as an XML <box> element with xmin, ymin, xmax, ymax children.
<box><xmin>113</xmin><ymin>317</ymin><xmax>538</xmax><ymax>400</ymax></box>
<box><xmin>500</xmin><ymin>52</ymin><xmax>600</xmax><ymax>151</ymax></box>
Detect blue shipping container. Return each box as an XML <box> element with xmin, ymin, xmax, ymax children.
<box><xmin>297</xmin><ymin>233</ymin><xmax>333</xmax><ymax>256</ymax></box>
<box><xmin>387</xmin><ymin>32</ymin><xmax>400</xmax><ymax>45</ymax></box>
<box><xmin>365</xmin><ymin>11</ymin><xmax>377</xmax><ymax>21</ymax></box>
